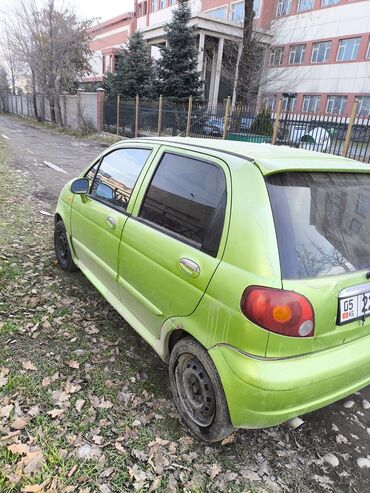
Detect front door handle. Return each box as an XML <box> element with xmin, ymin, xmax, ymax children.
<box><xmin>178</xmin><ymin>258</ymin><xmax>200</xmax><ymax>278</ymax></box>
<box><xmin>106</xmin><ymin>216</ymin><xmax>117</xmax><ymax>229</ymax></box>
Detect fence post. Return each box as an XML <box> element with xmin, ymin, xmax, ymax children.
<box><xmin>77</xmin><ymin>88</ymin><xmax>83</xmax><ymax>129</ymax></box>
<box><xmin>272</xmin><ymin>97</ymin><xmax>283</xmax><ymax>145</ymax></box>
<box><xmin>186</xmin><ymin>95</ymin><xmax>193</xmax><ymax>137</ymax></box>
<box><xmin>158</xmin><ymin>95</ymin><xmax>163</xmax><ymax>136</ymax></box>
<box><xmin>342</xmin><ymin>99</ymin><xmax>359</xmax><ymax>157</ymax></box>
<box><xmin>222</xmin><ymin>96</ymin><xmax>231</xmax><ymax>140</ymax></box>
<box><xmin>96</xmin><ymin>88</ymin><xmax>105</xmax><ymax>132</ymax></box>
<box><xmin>135</xmin><ymin>94</ymin><xmax>139</xmax><ymax>138</ymax></box>
<box><xmin>116</xmin><ymin>94</ymin><xmax>120</xmax><ymax>135</ymax></box>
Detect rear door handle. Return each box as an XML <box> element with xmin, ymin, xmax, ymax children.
<box><xmin>178</xmin><ymin>258</ymin><xmax>200</xmax><ymax>278</ymax></box>
<box><xmin>106</xmin><ymin>216</ymin><xmax>117</xmax><ymax>229</ymax></box>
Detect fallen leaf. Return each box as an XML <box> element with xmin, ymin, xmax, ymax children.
<box><xmin>98</xmin><ymin>398</ymin><xmax>113</xmax><ymax>409</ymax></box>
<box><xmin>0</xmin><ymin>373</ymin><xmax>8</xmax><ymax>387</ymax></box>
<box><xmin>47</xmin><ymin>409</ymin><xmax>64</xmax><ymax>419</ymax></box>
<box><xmin>11</xmin><ymin>417</ymin><xmax>29</xmax><ymax>430</ymax></box>
<box><xmin>21</xmin><ymin>485</ymin><xmax>43</xmax><ymax>493</ymax></box>
<box><xmin>66</xmin><ymin>360</ymin><xmax>80</xmax><ymax>369</ymax></box>
<box><xmin>41</xmin><ymin>377</ymin><xmax>52</xmax><ymax>387</ymax></box>
<box><xmin>8</xmin><ymin>443</ymin><xmax>30</xmax><ymax>455</ymax></box>
<box><xmin>22</xmin><ymin>360</ymin><xmax>37</xmax><ymax>371</ymax></box>
<box><xmin>115</xmin><ymin>441</ymin><xmax>125</xmax><ymax>453</ymax></box>
<box><xmin>75</xmin><ymin>399</ymin><xmax>85</xmax><ymax>413</ymax></box>
<box><xmin>51</xmin><ymin>390</ymin><xmax>69</xmax><ymax>404</ymax></box>
<box><xmin>221</xmin><ymin>433</ymin><xmax>236</xmax><ymax>446</ymax></box>
<box><xmin>1</xmin><ymin>404</ymin><xmax>14</xmax><ymax>418</ymax></box>
<box><xmin>65</xmin><ymin>382</ymin><xmax>81</xmax><ymax>394</ymax></box>
<box><xmin>23</xmin><ymin>450</ymin><xmax>44</xmax><ymax>474</ymax></box>
<box><xmin>208</xmin><ymin>463</ymin><xmax>222</xmax><ymax>480</ymax></box>
<box><xmin>28</xmin><ymin>406</ymin><xmax>40</xmax><ymax>417</ymax></box>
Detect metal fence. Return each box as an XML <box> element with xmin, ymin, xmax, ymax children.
<box><xmin>104</xmin><ymin>95</ymin><xmax>370</xmax><ymax>163</ymax></box>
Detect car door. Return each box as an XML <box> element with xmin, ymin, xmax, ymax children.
<box><xmin>117</xmin><ymin>147</ymin><xmax>231</xmax><ymax>339</ymax></box>
<box><xmin>70</xmin><ymin>146</ymin><xmax>153</xmax><ymax>300</ymax></box>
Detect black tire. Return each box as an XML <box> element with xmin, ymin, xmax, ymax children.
<box><xmin>54</xmin><ymin>220</ymin><xmax>77</xmax><ymax>272</ymax></box>
<box><xmin>169</xmin><ymin>337</ymin><xmax>234</xmax><ymax>442</ymax></box>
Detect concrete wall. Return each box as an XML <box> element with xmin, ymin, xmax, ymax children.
<box><xmin>1</xmin><ymin>92</ymin><xmax>102</xmax><ymax>132</ymax></box>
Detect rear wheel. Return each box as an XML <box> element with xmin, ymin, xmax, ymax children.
<box><xmin>169</xmin><ymin>337</ymin><xmax>234</xmax><ymax>442</ymax></box>
<box><xmin>54</xmin><ymin>220</ymin><xmax>77</xmax><ymax>272</ymax></box>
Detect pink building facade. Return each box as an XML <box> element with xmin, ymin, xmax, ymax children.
<box><xmin>84</xmin><ymin>0</ymin><xmax>370</xmax><ymax>115</ymax></box>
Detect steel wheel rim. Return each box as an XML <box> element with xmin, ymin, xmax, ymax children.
<box><xmin>175</xmin><ymin>353</ymin><xmax>216</xmax><ymax>427</ymax></box>
<box><xmin>56</xmin><ymin>230</ymin><xmax>68</xmax><ymax>266</ymax></box>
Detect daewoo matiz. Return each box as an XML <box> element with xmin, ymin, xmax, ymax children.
<box><xmin>54</xmin><ymin>138</ymin><xmax>370</xmax><ymax>442</ymax></box>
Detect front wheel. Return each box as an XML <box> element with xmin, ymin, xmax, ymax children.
<box><xmin>169</xmin><ymin>337</ymin><xmax>234</xmax><ymax>442</ymax></box>
<box><xmin>54</xmin><ymin>220</ymin><xmax>77</xmax><ymax>272</ymax></box>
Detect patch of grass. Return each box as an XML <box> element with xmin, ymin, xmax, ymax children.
<box><xmin>11</xmin><ymin>114</ymin><xmax>123</xmax><ymax>146</ymax></box>
<box><xmin>0</xmin><ymin>321</ymin><xmax>18</xmax><ymax>334</ymax></box>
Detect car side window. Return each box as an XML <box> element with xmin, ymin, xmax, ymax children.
<box><xmin>139</xmin><ymin>152</ymin><xmax>227</xmax><ymax>256</ymax></box>
<box><xmin>90</xmin><ymin>148</ymin><xmax>151</xmax><ymax>211</ymax></box>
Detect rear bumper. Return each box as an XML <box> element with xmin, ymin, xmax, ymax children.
<box><xmin>209</xmin><ymin>334</ymin><xmax>370</xmax><ymax>428</ymax></box>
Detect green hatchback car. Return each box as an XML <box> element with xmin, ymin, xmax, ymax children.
<box><xmin>54</xmin><ymin>138</ymin><xmax>370</xmax><ymax>442</ymax></box>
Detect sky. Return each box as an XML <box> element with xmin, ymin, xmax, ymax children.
<box><xmin>0</xmin><ymin>0</ymin><xmax>134</xmax><ymax>25</ymax></box>
<box><xmin>74</xmin><ymin>0</ymin><xmax>134</xmax><ymax>23</ymax></box>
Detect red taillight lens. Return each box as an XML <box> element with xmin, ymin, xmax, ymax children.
<box><xmin>241</xmin><ymin>286</ymin><xmax>314</xmax><ymax>337</ymax></box>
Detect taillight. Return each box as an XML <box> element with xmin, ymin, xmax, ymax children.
<box><xmin>241</xmin><ymin>286</ymin><xmax>314</xmax><ymax>337</ymax></box>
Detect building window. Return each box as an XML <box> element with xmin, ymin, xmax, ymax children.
<box><xmin>337</xmin><ymin>37</ymin><xmax>361</xmax><ymax>61</ymax></box>
<box><xmin>289</xmin><ymin>44</ymin><xmax>306</xmax><ymax>64</ymax></box>
<box><xmin>231</xmin><ymin>2</ymin><xmax>244</xmax><ymax>20</ymax></box>
<box><xmin>302</xmin><ymin>95</ymin><xmax>321</xmax><ymax>113</ymax></box>
<box><xmin>160</xmin><ymin>0</ymin><xmax>166</xmax><ymax>8</ymax></box>
<box><xmin>231</xmin><ymin>0</ymin><xmax>261</xmax><ymax>20</ymax></box>
<box><xmin>276</xmin><ymin>0</ymin><xmax>291</xmax><ymax>16</ymax></box>
<box><xmin>263</xmin><ymin>95</ymin><xmax>277</xmax><ymax>111</ymax></box>
<box><xmin>207</xmin><ymin>6</ymin><xmax>227</xmax><ymax>19</ymax></box>
<box><xmin>282</xmin><ymin>96</ymin><xmax>297</xmax><ymax>112</ymax></box>
<box><xmin>253</xmin><ymin>0</ymin><xmax>261</xmax><ymax>17</ymax></box>
<box><xmin>297</xmin><ymin>0</ymin><xmax>314</xmax><ymax>12</ymax></box>
<box><xmin>321</xmin><ymin>0</ymin><xmax>340</xmax><ymax>6</ymax></box>
<box><xmin>169</xmin><ymin>0</ymin><xmax>176</xmax><ymax>4</ymax></box>
<box><xmin>357</xmin><ymin>96</ymin><xmax>370</xmax><ymax>117</ymax></box>
<box><xmin>269</xmin><ymin>47</ymin><xmax>284</xmax><ymax>66</ymax></box>
<box><xmin>367</xmin><ymin>40</ymin><xmax>370</xmax><ymax>59</ymax></box>
<box><xmin>311</xmin><ymin>41</ymin><xmax>331</xmax><ymax>63</ymax></box>
<box><xmin>326</xmin><ymin>95</ymin><xmax>347</xmax><ymax>114</ymax></box>
<box><xmin>152</xmin><ymin>0</ymin><xmax>158</xmax><ymax>11</ymax></box>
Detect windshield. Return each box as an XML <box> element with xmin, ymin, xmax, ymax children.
<box><xmin>266</xmin><ymin>172</ymin><xmax>370</xmax><ymax>280</ymax></box>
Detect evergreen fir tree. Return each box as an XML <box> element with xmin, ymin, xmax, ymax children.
<box><xmin>104</xmin><ymin>31</ymin><xmax>154</xmax><ymax>100</ymax></box>
<box><xmin>122</xmin><ymin>31</ymin><xmax>154</xmax><ymax>99</ymax></box>
<box><xmin>156</xmin><ymin>0</ymin><xmax>202</xmax><ymax>102</ymax></box>
<box><xmin>104</xmin><ymin>53</ymin><xmax>126</xmax><ymax>99</ymax></box>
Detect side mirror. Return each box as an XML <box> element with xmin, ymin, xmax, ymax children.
<box><xmin>96</xmin><ymin>182</ymin><xmax>115</xmax><ymax>201</ymax></box>
<box><xmin>71</xmin><ymin>177</ymin><xmax>89</xmax><ymax>195</ymax></box>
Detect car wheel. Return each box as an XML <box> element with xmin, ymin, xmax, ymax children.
<box><xmin>54</xmin><ymin>220</ymin><xmax>77</xmax><ymax>272</ymax></box>
<box><xmin>169</xmin><ymin>337</ymin><xmax>234</xmax><ymax>442</ymax></box>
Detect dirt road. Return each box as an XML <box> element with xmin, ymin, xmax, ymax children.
<box><xmin>1</xmin><ymin>114</ymin><xmax>370</xmax><ymax>492</ymax></box>
<box><xmin>0</xmin><ymin>114</ymin><xmax>105</xmax><ymax>205</ymax></box>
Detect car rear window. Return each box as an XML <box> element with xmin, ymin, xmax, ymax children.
<box><xmin>266</xmin><ymin>172</ymin><xmax>370</xmax><ymax>279</ymax></box>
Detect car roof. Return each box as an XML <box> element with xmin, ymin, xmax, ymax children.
<box><xmin>120</xmin><ymin>137</ymin><xmax>370</xmax><ymax>175</ymax></box>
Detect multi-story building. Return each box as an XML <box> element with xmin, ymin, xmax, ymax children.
<box><xmin>84</xmin><ymin>0</ymin><xmax>370</xmax><ymax>115</ymax></box>
<box><xmin>263</xmin><ymin>0</ymin><xmax>370</xmax><ymax>116</ymax></box>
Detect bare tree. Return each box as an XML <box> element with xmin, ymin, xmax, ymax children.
<box><xmin>1</xmin><ymin>0</ymin><xmax>93</xmax><ymax>122</ymax></box>
<box><xmin>0</xmin><ymin>65</ymin><xmax>10</xmax><ymax>111</ymax></box>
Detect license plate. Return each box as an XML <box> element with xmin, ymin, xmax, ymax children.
<box><xmin>338</xmin><ymin>291</ymin><xmax>370</xmax><ymax>325</ymax></box>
